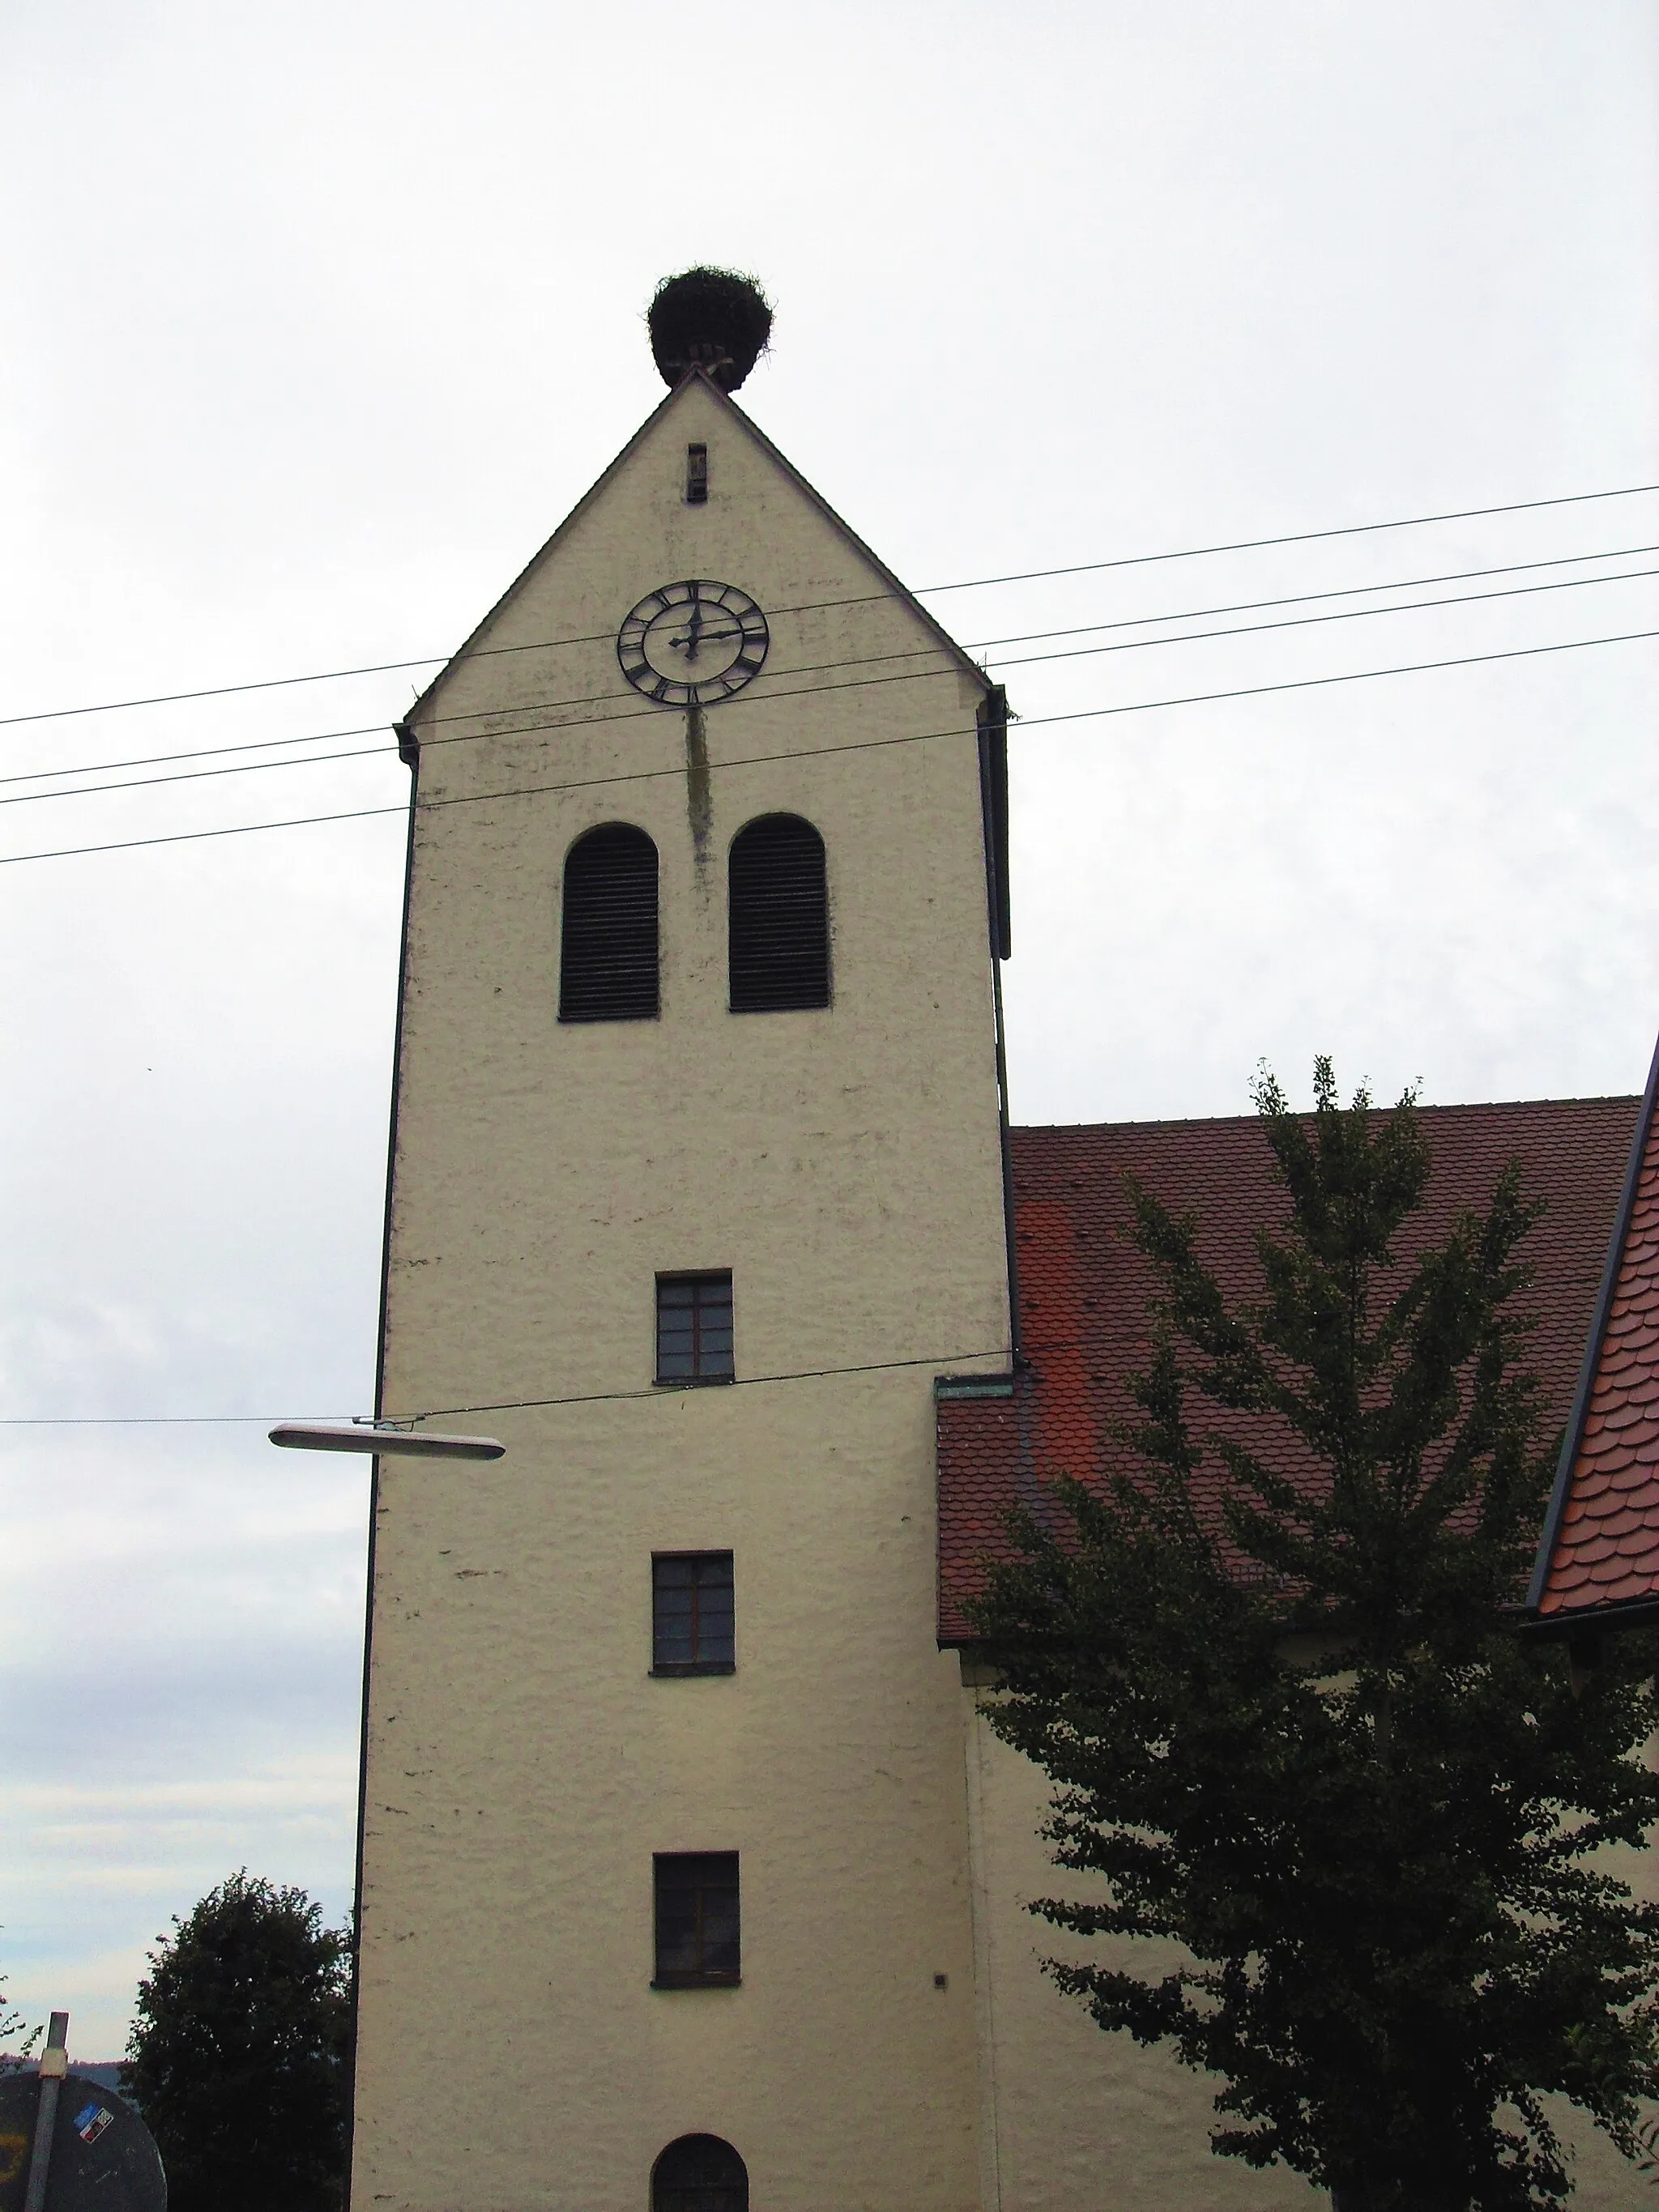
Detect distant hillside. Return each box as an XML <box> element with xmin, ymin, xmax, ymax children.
<box><xmin>1</xmin><ymin>2061</ymin><xmax>129</xmax><ymax>2093</ymax></box>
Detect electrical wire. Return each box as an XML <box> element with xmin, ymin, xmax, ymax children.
<box><xmin>8</xmin><ymin>537</ymin><xmax>1657</xmax><ymax>795</ymax></box>
<box><xmin>920</xmin><ymin>481</ymin><xmax>1659</xmax><ymax>595</ymax></box>
<box><xmin>0</xmin><ymin>1412</ymin><xmax>358</xmax><ymax>1426</ymax></box>
<box><xmin>2</xmin><ymin>621</ymin><xmax>1653</xmax><ymax>870</ymax></box>
<box><xmin>13</xmin><ymin>535</ymin><xmax>1659</xmax><ymax>796</ymax></box>
<box><xmin>414</xmin><ymin>1349</ymin><xmax>1015</xmax><ymax>1418</ymax></box>
<box><xmin>0</xmin><ymin>741</ymin><xmax>399</xmax><ymax>810</ymax></box>
<box><xmin>377</xmin><ymin>558</ymin><xmax>1659</xmax><ymax>751</ymax></box>
<box><xmin>0</xmin><ymin>1346</ymin><xmax>1019</xmax><ymax>1426</ymax></box>
<box><xmin>989</xmin><ymin>558</ymin><xmax>1659</xmax><ymax>677</ymax></box>
<box><xmin>2</xmin><ymin>477</ymin><xmax>1655</xmax><ymax>731</ymax></box>
<box><xmin>13</xmin><ymin>535</ymin><xmax>1636</xmax><ymax>796</ymax></box>
<box><xmin>1</xmin><ymin>1329</ymin><xmax>1173</xmax><ymax>1425</ymax></box>
<box><xmin>967</xmin><ymin>541</ymin><xmax>1659</xmax><ymax>650</ymax></box>
<box><xmin>0</xmin><ymin>719</ymin><xmax>393</xmax><ymax>789</ymax></box>
<box><xmin>7</xmin><ymin>556</ymin><xmax>1659</xmax><ymax>813</ymax></box>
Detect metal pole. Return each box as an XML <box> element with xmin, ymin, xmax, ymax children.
<box><xmin>22</xmin><ymin>2010</ymin><xmax>69</xmax><ymax>2212</ymax></box>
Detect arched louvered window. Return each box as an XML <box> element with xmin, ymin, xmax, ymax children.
<box><xmin>652</xmin><ymin>2135</ymin><xmax>748</xmax><ymax>2212</ymax></box>
<box><xmin>558</xmin><ymin>824</ymin><xmax>659</xmax><ymax>1021</ymax></box>
<box><xmin>727</xmin><ymin>813</ymin><xmax>829</xmax><ymax>1013</ymax></box>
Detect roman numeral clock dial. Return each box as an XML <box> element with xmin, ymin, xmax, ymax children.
<box><xmin>616</xmin><ymin>579</ymin><xmax>770</xmax><ymax>707</ymax></box>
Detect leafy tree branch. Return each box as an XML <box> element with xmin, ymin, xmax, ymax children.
<box><xmin>970</xmin><ymin>1060</ymin><xmax>1659</xmax><ymax>2211</ymax></box>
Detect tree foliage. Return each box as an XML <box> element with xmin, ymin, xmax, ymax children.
<box><xmin>124</xmin><ymin>1870</ymin><xmax>350</xmax><ymax>2212</ymax></box>
<box><xmin>969</xmin><ymin>1060</ymin><xmax>1659</xmax><ymax>2211</ymax></box>
<box><xmin>0</xmin><ymin>1965</ymin><xmax>40</xmax><ymax>2073</ymax></box>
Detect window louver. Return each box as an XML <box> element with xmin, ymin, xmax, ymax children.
<box><xmin>727</xmin><ymin>814</ymin><xmax>830</xmax><ymax>1013</ymax></box>
<box><xmin>559</xmin><ymin>824</ymin><xmax>659</xmax><ymax>1022</ymax></box>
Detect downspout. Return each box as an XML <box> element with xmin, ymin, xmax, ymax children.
<box><xmin>977</xmin><ymin>688</ymin><xmax>1021</xmax><ymax>1363</ymax></box>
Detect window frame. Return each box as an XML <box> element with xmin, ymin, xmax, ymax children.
<box><xmin>654</xmin><ymin>1271</ymin><xmax>735</xmax><ymax>1387</ymax></box>
<box><xmin>651</xmin><ymin>1551</ymin><xmax>736</xmax><ymax>1677</ymax></box>
<box><xmin>651</xmin><ymin>1851</ymin><xmax>741</xmax><ymax>1990</ymax></box>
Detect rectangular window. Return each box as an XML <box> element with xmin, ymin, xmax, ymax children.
<box><xmin>653</xmin><ymin>1553</ymin><xmax>735</xmax><ymax>1674</ymax></box>
<box><xmin>655</xmin><ymin>1272</ymin><xmax>734</xmax><ymax>1384</ymax></box>
<box><xmin>653</xmin><ymin>1852</ymin><xmax>740</xmax><ymax>1987</ymax></box>
<box><xmin>685</xmin><ymin>442</ymin><xmax>709</xmax><ymax>504</ymax></box>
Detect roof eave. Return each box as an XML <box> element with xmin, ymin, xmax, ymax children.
<box><xmin>401</xmin><ymin>373</ymin><xmax>714</xmax><ymax>737</ymax></box>
<box><xmin>710</xmin><ymin>381</ymin><xmax>991</xmax><ymax>694</ymax></box>
<box><xmin>1523</xmin><ymin>1591</ymin><xmax>1659</xmax><ymax>1640</ymax></box>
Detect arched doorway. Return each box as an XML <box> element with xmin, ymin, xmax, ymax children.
<box><xmin>651</xmin><ymin>2132</ymin><xmax>748</xmax><ymax>2212</ymax></box>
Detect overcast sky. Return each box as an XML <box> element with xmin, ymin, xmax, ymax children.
<box><xmin>2</xmin><ymin>0</ymin><xmax>1655</xmax><ymax>2056</ymax></box>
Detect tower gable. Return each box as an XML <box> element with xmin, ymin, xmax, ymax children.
<box><xmin>400</xmin><ymin>369</ymin><xmax>988</xmax><ymax>752</ymax></box>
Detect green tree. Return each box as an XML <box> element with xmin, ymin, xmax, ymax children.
<box><xmin>0</xmin><ymin>1964</ymin><xmax>40</xmax><ymax>2073</ymax></box>
<box><xmin>970</xmin><ymin>1060</ymin><xmax>1659</xmax><ymax>2212</ymax></box>
<box><xmin>124</xmin><ymin>1870</ymin><xmax>350</xmax><ymax>2212</ymax></box>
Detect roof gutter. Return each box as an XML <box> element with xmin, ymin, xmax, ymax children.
<box><xmin>978</xmin><ymin>687</ymin><xmax>1021</xmax><ymax>1364</ymax></box>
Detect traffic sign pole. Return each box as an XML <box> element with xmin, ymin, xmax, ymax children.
<box><xmin>22</xmin><ymin>2011</ymin><xmax>69</xmax><ymax>2212</ymax></box>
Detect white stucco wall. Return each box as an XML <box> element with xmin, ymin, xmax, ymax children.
<box><xmin>962</xmin><ymin>1686</ymin><xmax>1321</xmax><ymax>2212</ymax></box>
<box><xmin>351</xmin><ymin>376</ymin><xmax>1013</xmax><ymax>2212</ymax></box>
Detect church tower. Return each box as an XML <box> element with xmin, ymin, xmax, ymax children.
<box><xmin>349</xmin><ymin>276</ymin><xmax>1015</xmax><ymax>2212</ymax></box>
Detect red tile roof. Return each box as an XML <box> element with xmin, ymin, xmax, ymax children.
<box><xmin>1530</xmin><ymin>1043</ymin><xmax>1659</xmax><ymax>1628</ymax></box>
<box><xmin>938</xmin><ymin>1099</ymin><xmax>1640</xmax><ymax>1643</ymax></box>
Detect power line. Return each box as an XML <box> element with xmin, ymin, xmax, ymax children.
<box><xmin>0</xmin><ymin>1347</ymin><xmax>1016</xmax><ymax>1425</ymax></box>
<box><xmin>388</xmin><ymin>558</ymin><xmax>1659</xmax><ymax>749</ymax></box>
<box><xmin>968</xmin><ymin>540</ymin><xmax>1659</xmax><ymax>651</ymax></box>
<box><xmin>8</xmin><ymin>557</ymin><xmax>1658</xmax><ymax>815</ymax></box>
<box><xmin>417</xmin><ymin>1348</ymin><xmax>1016</xmax><ymax>1416</ymax></box>
<box><xmin>9</xmin><ymin>537</ymin><xmax>1657</xmax><ymax>796</ymax></box>
<box><xmin>11</xmin><ymin>1332</ymin><xmax>1201</xmax><ymax>1425</ymax></box>
<box><xmin>411</xmin><ymin>625</ymin><xmax>1659</xmax><ymax>818</ymax></box>
<box><xmin>0</xmin><ymin>741</ymin><xmax>397</xmax><ymax>812</ymax></box>
<box><xmin>2</xmin><ymin>622</ymin><xmax>1653</xmax><ymax>870</ymax></box>
<box><xmin>0</xmin><ymin>1413</ymin><xmax>360</xmax><ymax>1426</ymax></box>
<box><xmin>0</xmin><ymin>720</ymin><xmax>391</xmax><ymax>790</ymax></box>
<box><xmin>918</xmin><ymin>481</ymin><xmax>1659</xmax><ymax>595</ymax></box>
<box><xmin>0</xmin><ymin>801</ymin><xmax>412</xmax><ymax>867</ymax></box>
<box><xmin>989</xmin><ymin>559</ymin><xmax>1659</xmax><ymax>678</ymax></box>
<box><xmin>3</xmin><ymin>477</ymin><xmax>1655</xmax><ymax>731</ymax></box>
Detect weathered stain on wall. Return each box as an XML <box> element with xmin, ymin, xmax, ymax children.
<box><xmin>684</xmin><ymin>701</ymin><xmax>713</xmax><ymax>873</ymax></box>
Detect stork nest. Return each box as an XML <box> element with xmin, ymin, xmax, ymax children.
<box><xmin>648</xmin><ymin>268</ymin><xmax>774</xmax><ymax>393</ymax></box>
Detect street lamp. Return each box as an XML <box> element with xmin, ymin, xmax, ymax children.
<box><xmin>269</xmin><ymin>1423</ymin><xmax>505</xmax><ymax>1461</ymax></box>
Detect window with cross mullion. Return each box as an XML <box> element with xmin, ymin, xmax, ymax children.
<box><xmin>653</xmin><ymin>1553</ymin><xmax>736</xmax><ymax>1674</ymax></box>
<box><xmin>655</xmin><ymin>1272</ymin><xmax>734</xmax><ymax>1384</ymax></box>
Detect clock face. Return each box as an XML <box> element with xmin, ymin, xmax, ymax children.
<box><xmin>616</xmin><ymin>579</ymin><xmax>770</xmax><ymax>706</ymax></box>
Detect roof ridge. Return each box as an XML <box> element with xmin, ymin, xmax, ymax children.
<box><xmin>1010</xmin><ymin>1095</ymin><xmax>1640</xmax><ymax>1138</ymax></box>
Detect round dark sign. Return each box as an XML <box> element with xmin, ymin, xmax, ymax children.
<box><xmin>0</xmin><ymin>2073</ymin><xmax>165</xmax><ymax>2212</ymax></box>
